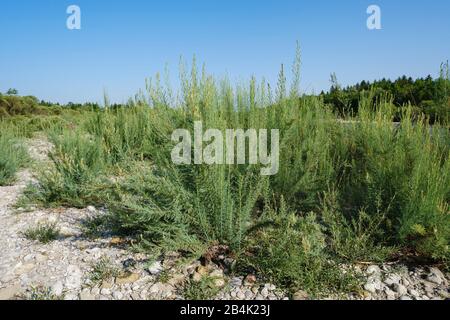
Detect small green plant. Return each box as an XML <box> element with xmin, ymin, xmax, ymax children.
<box><xmin>88</xmin><ymin>257</ymin><xmax>120</xmax><ymax>286</ymax></box>
<box><xmin>242</xmin><ymin>200</ymin><xmax>361</xmax><ymax>296</ymax></box>
<box><xmin>183</xmin><ymin>276</ymin><xmax>222</xmax><ymax>300</ymax></box>
<box><xmin>321</xmin><ymin>190</ymin><xmax>396</xmax><ymax>263</ymax></box>
<box><xmin>81</xmin><ymin>215</ymin><xmax>110</xmax><ymax>239</ymax></box>
<box><xmin>25</xmin><ymin>285</ymin><xmax>64</xmax><ymax>300</ymax></box>
<box><xmin>157</xmin><ymin>270</ymin><xmax>171</xmax><ymax>284</ymax></box>
<box><xmin>23</xmin><ymin>223</ymin><xmax>60</xmax><ymax>244</ymax></box>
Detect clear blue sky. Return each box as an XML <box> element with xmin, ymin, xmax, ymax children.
<box><xmin>1</xmin><ymin>0</ymin><xmax>449</xmax><ymax>104</ymax></box>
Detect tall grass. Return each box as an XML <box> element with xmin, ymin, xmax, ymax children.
<box><xmin>24</xmin><ymin>57</ymin><xmax>450</xmax><ymax>293</ymax></box>
<box><xmin>0</xmin><ymin>122</ymin><xmax>29</xmax><ymax>185</ymax></box>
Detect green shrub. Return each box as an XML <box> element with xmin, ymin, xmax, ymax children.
<box><xmin>23</xmin><ymin>223</ymin><xmax>60</xmax><ymax>243</ymax></box>
<box><xmin>0</xmin><ymin>125</ymin><xmax>29</xmax><ymax>185</ymax></box>
<box><xmin>242</xmin><ymin>199</ymin><xmax>360</xmax><ymax>296</ymax></box>
<box><xmin>29</xmin><ymin>129</ymin><xmax>105</xmax><ymax>207</ymax></box>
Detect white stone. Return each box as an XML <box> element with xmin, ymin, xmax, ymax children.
<box><xmin>147</xmin><ymin>261</ymin><xmax>163</xmax><ymax>275</ymax></box>
<box><xmin>51</xmin><ymin>281</ymin><xmax>64</xmax><ymax>296</ymax></box>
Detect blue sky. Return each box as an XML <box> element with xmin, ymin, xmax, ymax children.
<box><xmin>1</xmin><ymin>0</ymin><xmax>449</xmax><ymax>104</ymax></box>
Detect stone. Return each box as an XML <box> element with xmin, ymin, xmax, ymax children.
<box><xmin>192</xmin><ymin>272</ymin><xmax>203</xmax><ymax>282</ymax></box>
<box><xmin>100</xmin><ymin>288</ymin><xmax>111</xmax><ymax>295</ymax></box>
<box><xmin>364</xmin><ymin>276</ymin><xmax>382</xmax><ymax>293</ymax></box>
<box><xmin>409</xmin><ymin>289</ymin><xmax>420</xmax><ymax>297</ymax></box>
<box><xmin>292</xmin><ymin>290</ymin><xmax>309</xmax><ymax>300</ymax></box>
<box><xmin>244</xmin><ymin>274</ymin><xmax>257</xmax><ymax>285</ymax></box>
<box><xmin>91</xmin><ymin>287</ymin><xmax>100</xmax><ymax>295</ymax></box>
<box><xmin>122</xmin><ymin>258</ymin><xmax>136</xmax><ymax>269</ymax></box>
<box><xmin>429</xmin><ymin>267</ymin><xmax>445</xmax><ymax>281</ymax></box>
<box><xmin>393</xmin><ymin>283</ymin><xmax>407</xmax><ymax>296</ymax></box>
<box><xmin>115</xmin><ymin>273</ymin><xmax>140</xmax><ymax>285</ymax></box>
<box><xmin>109</xmin><ymin>237</ymin><xmax>126</xmax><ymax>246</ymax></box>
<box><xmin>399</xmin><ymin>295</ymin><xmax>412</xmax><ymax>300</ymax></box>
<box><xmin>0</xmin><ymin>285</ymin><xmax>22</xmax><ymax>300</ymax></box>
<box><xmin>385</xmin><ymin>289</ymin><xmax>396</xmax><ymax>300</ymax></box>
<box><xmin>427</xmin><ymin>274</ymin><xmax>443</xmax><ymax>285</ymax></box>
<box><xmin>230</xmin><ymin>277</ymin><xmax>243</xmax><ymax>287</ymax></box>
<box><xmin>14</xmin><ymin>263</ymin><xmax>35</xmax><ymax>275</ymax></box>
<box><xmin>51</xmin><ymin>281</ymin><xmax>64</xmax><ymax>296</ymax></box>
<box><xmin>384</xmin><ymin>274</ymin><xmax>401</xmax><ymax>286</ymax></box>
<box><xmin>214</xmin><ymin>278</ymin><xmax>226</xmax><ymax>288</ymax></box>
<box><xmin>79</xmin><ymin>289</ymin><xmax>96</xmax><ymax>300</ymax></box>
<box><xmin>64</xmin><ymin>292</ymin><xmax>79</xmax><ymax>300</ymax></box>
<box><xmin>101</xmin><ymin>279</ymin><xmax>114</xmax><ymax>289</ymax></box>
<box><xmin>261</xmin><ymin>287</ymin><xmax>269</xmax><ymax>297</ymax></box>
<box><xmin>149</xmin><ymin>283</ymin><xmax>163</xmax><ymax>294</ymax></box>
<box><xmin>147</xmin><ymin>261</ymin><xmax>163</xmax><ymax>275</ymax></box>
<box><xmin>65</xmin><ymin>265</ymin><xmax>82</xmax><ymax>290</ymax></box>
<box><xmin>196</xmin><ymin>265</ymin><xmax>209</xmax><ymax>275</ymax></box>
<box><xmin>113</xmin><ymin>291</ymin><xmax>124</xmax><ymax>300</ymax></box>
<box><xmin>86</xmin><ymin>206</ymin><xmax>97</xmax><ymax>213</ymax></box>
<box><xmin>364</xmin><ymin>282</ymin><xmax>377</xmax><ymax>293</ymax></box>
<box><xmin>366</xmin><ymin>265</ymin><xmax>381</xmax><ymax>275</ymax></box>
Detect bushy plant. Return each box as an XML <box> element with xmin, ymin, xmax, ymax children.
<box><xmin>0</xmin><ymin>124</ymin><xmax>29</xmax><ymax>185</ymax></box>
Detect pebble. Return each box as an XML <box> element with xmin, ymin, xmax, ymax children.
<box><xmin>393</xmin><ymin>283</ymin><xmax>408</xmax><ymax>296</ymax></box>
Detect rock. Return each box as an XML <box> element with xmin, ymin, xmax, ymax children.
<box><xmin>292</xmin><ymin>290</ymin><xmax>309</xmax><ymax>300</ymax></box>
<box><xmin>237</xmin><ymin>290</ymin><xmax>245</xmax><ymax>299</ymax></box>
<box><xmin>113</xmin><ymin>291</ymin><xmax>123</xmax><ymax>300</ymax></box>
<box><xmin>86</xmin><ymin>206</ymin><xmax>97</xmax><ymax>213</ymax></box>
<box><xmin>51</xmin><ymin>281</ymin><xmax>64</xmax><ymax>296</ymax></box>
<box><xmin>147</xmin><ymin>261</ymin><xmax>163</xmax><ymax>275</ymax></box>
<box><xmin>122</xmin><ymin>258</ymin><xmax>137</xmax><ymax>269</ymax></box>
<box><xmin>409</xmin><ymin>289</ymin><xmax>420</xmax><ymax>297</ymax></box>
<box><xmin>214</xmin><ymin>278</ymin><xmax>226</xmax><ymax>288</ymax></box>
<box><xmin>393</xmin><ymin>283</ymin><xmax>407</xmax><ymax>296</ymax></box>
<box><xmin>109</xmin><ymin>237</ymin><xmax>126</xmax><ymax>246</ymax></box>
<box><xmin>210</xmin><ymin>269</ymin><xmax>224</xmax><ymax>278</ymax></box>
<box><xmin>64</xmin><ymin>292</ymin><xmax>79</xmax><ymax>300</ymax></box>
<box><xmin>384</xmin><ymin>274</ymin><xmax>401</xmax><ymax>286</ymax></box>
<box><xmin>192</xmin><ymin>272</ymin><xmax>203</xmax><ymax>282</ymax></box>
<box><xmin>364</xmin><ymin>283</ymin><xmax>377</xmax><ymax>293</ymax></box>
<box><xmin>399</xmin><ymin>295</ymin><xmax>412</xmax><ymax>300</ymax></box>
<box><xmin>364</xmin><ymin>276</ymin><xmax>382</xmax><ymax>293</ymax></box>
<box><xmin>59</xmin><ymin>226</ymin><xmax>77</xmax><ymax>237</ymax></box>
<box><xmin>427</xmin><ymin>267</ymin><xmax>445</xmax><ymax>285</ymax></box>
<box><xmin>115</xmin><ymin>273</ymin><xmax>140</xmax><ymax>285</ymax></box>
<box><xmin>100</xmin><ymin>288</ymin><xmax>111</xmax><ymax>295</ymax></box>
<box><xmin>101</xmin><ymin>279</ymin><xmax>114</xmax><ymax>289</ymax></box>
<box><xmin>230</xmin><ymin>277</ymin><xmax>243</xmax><ymax>287</ymax></box>
<box><xmin>244</xmin><ymin>290</ymin><xmax>253</xmax><ymax>300</ymax></box>
<box><xmin>261</xmin><ymin>287</ymin><xmax>269</xmax><ymax>297</ymax></box>
<box><xmin>149</xmin><ymin>283</ymin><xmax>163</xmax><ymax>294</ymax></box>
<box><xmin>244</xmin><ymin>274</ymin><xmax>257</xmax><ymax>285</ymax></box>
<box><xmin>209</xmin><ymin>269</ymin><xmax>225</xmax><ymax>287</ymax></box>
<box><xmin>0</xmin><ymin>285</ymin><xmax>22</xmax><ymax>300</ymax></box>
<box><xmin>385</xmin><ymin>288</ymin><xmax>396</xmax><ymax>300</ymax></box>
<box><xmin>91</xmin><ymin>287</ymin><xmax>100</xmax><ymax>295</ymax></box>
<box><xmin>65</xmin><ymin>265</ymin><xmax>82</xmax><ymax>290</ymax></box>
<box><xmin>196</xmin><ymin>265</ymin><xmax>209</xmax><ymax>276</ymax></box>
<box><xmin>429</xmin><ymin>267</ymin><xmax>445</xmax><ymax>280</ymax></box>
<box><xmin>79</xmin><ymin>289</ymin><xmax>96</xmax><ymax>300</ymax></box>
<box><xmin>366</xmin><ymin>265</ymin><xmax>381</xmax><ymax>275</ymax></box>
<box><xmin>14</xmin><ymin>263</ymin><xmax>35</xmax><ymax>275</ymax></box>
